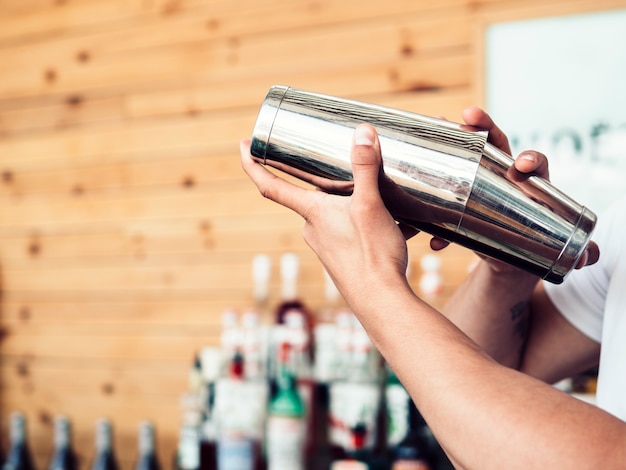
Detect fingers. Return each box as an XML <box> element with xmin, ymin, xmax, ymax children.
<box><xmin>240</xmin><ymin>139</ymin><xmax>314</xmax><ymax>218</ymax></box>
<box><xmin>350</xmin><ymin>124</ymin><xmax>385</xmax><ymax>207</ymax></box>
<box><xmin>461</xmin><ymin>106</ymin><xmax>511</xmax><ymax>155</ymax></box>
<box><xmin>397</xmin><ymin>222</ymin><xmax>420</xmax><ymax>240</ymax></box>
<box><xmin>576</xmin><ymin>241</ymin><xmax>600</xmax><ymax>269</ymax></box>
<box><xmin>460</xmin><ymin>107</ymin><xmax>552</xmax><ymax>180</ymax></box>
<box><xmin>430</xmin><ymin>237</ymin><xmax>450</xmax><ymax>251</ymax></box>
<box><xmin>514</xmin><ymin>151</ymin><xmax>550</xmax><ymax>179</ymax></box>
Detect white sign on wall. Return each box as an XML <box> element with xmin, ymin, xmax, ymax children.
<box><xmin>485</xmin><ymin>8</ymin><xmax>626</xmax><ymax>214</ymax></box>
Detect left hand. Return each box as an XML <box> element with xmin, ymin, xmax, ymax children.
<box><xmin>240</xmin><ymin>124</ymin><xmax>410</xmax><ymax>303</ymax></box>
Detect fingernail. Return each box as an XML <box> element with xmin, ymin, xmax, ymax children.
<box><xmin>354</xmin><ymin>125</ymin><xmax>376</xmax><ymax>146</ymax></box>
<box><xmin>518</xmin><ymin>153</ymin><xmax>536</xmax><ymax>163</ymax></box>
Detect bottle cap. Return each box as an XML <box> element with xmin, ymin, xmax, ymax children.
<box><xmin>280</xmin><ymin>253</ymin><xmax>299</xmax><ymax>300</ymax></box>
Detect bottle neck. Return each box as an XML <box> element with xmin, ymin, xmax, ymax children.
<box><xmin>54</xmin><ymin>417</ymin><xmax>71</xmax><ymax>449</ymax></box>
<box><xmin>9</xmin><ymin>413</ymin><xmax>26</xmax><ymax>446</ymax></box>
<box><xmin>95</xmin><ymin>420</ymin><xmax>113</xmax><ymax>453</ymax></box>
<box><xmin>270</xmin><ymin>343</ymin><xmax>304</xmax><ymax>417</ymax></box>
<box><xmin>276</xmin><ymin>356</ymin><xmax>295</xmax><ymax>392</ymax></box>
<box><xmin>138</xmin><ymin>422</ymin><xmax>156</xmax><ymax>456</ymax></box>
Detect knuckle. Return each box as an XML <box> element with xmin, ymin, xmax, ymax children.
<box><xmin>257</xmin><ymin>182</ymin><xmax>274</xmax><ymax>200</ymax></box>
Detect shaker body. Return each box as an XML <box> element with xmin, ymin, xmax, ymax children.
<box><xmin>250</xmin><ymin>86</ymin><xmax>596</xmax><ymax>283</ymax></box>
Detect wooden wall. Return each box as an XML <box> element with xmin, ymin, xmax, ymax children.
<box><xmin>1</xmin><ymin>0</ymin><xmax>624</xmax><ymax>468</ymax></box>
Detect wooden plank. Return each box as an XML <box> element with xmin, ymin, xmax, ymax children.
<box><xmin>0</xmin><ymin>95</ymin><xmax>124</xmax><ymax>136</ymax></box>
<box><xmin>0</xmin><ymin>358</ymin><xmax>188</xmax><ymax>398</ymax></box>
<box><xmin>0</xmin><ymin>0</ymin><xmax>470</xmax><ymax>53</ymax></box>
<box><xmin>1</xmin><ymin>317</ymin><xmax>223</xmax><ymax>337</ymax></box>
<box><xmin>0</xmin><ymin>0</ymin><xmax>219</xmax><ymax>45</ymax></box>
<box><xmin>0</xmin><ymin>297</ymin><xmax>324</xmax><ymax>327</ymax></box>
<box><xmin>0</xmin><ymin>250</ymin><xmax>325</xmax><ymax>292</ymax></box>
<box><xmin>0</xmin><ymin>331</ymin><xmax>218</xmax><ymax>362</ymax></box>
<box><xmin>0</xmin><ymin>298</ymin><xmax>247</xmax><ymax>323</ymax></box>
<box><xmin>0</xmin><ymin>218</ymin><xmax>308</xmax><ymax>264</ymax></box>
<box><xmin>0</xmin><ymin>109</ymin><xmax>253</xmax><ymax>165</ymax></box>
<box><xmin>0</xmin><ymin>9</ymin><xmax>472</xmax><ymax>100</ymax></box>
<box><xmin>0</xmin><ymin>0</ymin><xmax>144</xmax><ymax>44</ymax></box>
<box><xmin>0</xmin><ymin>210</ymin><xmax>474</xmax><ymax>277</ymax></box>
<box><xmin>0</xmin><ymin>182</ymin><xmax>286</xmax><ymax>227</ymax></box>
<box><xmin>126</xmin><ymin>57</ymin><xmax>472</xmax><ymax>119</ymax></box>
<box><xmin>0</xmin><ymin>152</ymin><xmax>244</xmax><ymax>195</ymax></box>
<box><xmin>0</xmin><ymin>60</ymin><xmax>470</xmax><ymax>139</ymax></box>
<box><xmin>0</xmin><ymin>240</ymin><xmax>474</xmax><ymax>303</ymax></box>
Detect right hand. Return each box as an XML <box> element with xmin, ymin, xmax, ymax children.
<box><xmin>431</xmin><ymin>106</ymin><xmax>599</xmax><ymax>271</ymax></box>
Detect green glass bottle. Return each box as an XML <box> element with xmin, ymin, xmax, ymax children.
<box><xmin>266</xmin><ymin>342</ymin><xmax>306</xmax><ymax>470</ymax></box>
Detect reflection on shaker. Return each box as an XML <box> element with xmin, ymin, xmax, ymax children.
<box><xmin>249</xmin><ymin>86</ymin><xmax>596</xmax><ymax>284</ymax></box>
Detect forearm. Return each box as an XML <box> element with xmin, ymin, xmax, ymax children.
<box><xmin>347</xmin><ymin>280</ymin><xmax>626</xmax><ymax>469</ymax></box>
<box><xmin>442</xmin><ymin>261</ymin><xmax>539</xmax><ymax>368</ymax></box>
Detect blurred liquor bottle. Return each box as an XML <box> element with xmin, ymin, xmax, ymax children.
<box><xmin>214</xmin><ymin>350</ymin><xmax>266</xmax><ymax>470</ymax></box>
<box><xmin>48</xmin><ymin>416</ymin><xmax>77</xmax><ymax>470</ymax></box>
<box><xmin>265</xmin><ymin>342</ymin><xmax>306</xmax><ymax>470</ymax></box>
<box><xmin>175</xmin><ymin>394</ymin><xmax>203</xmax><ymax>470</ymax></box>
<box><xmin>90</xmin><ymin>419</ymin><xmax>119</xmax><ymax>470</ymax></box>
<box><xmin>134</xmin><ymin>421</ymin><xmax>161</xmax><ymax>470</ymax></box>
<box><xmin>3</xmin><ymin>412</ymin><xmax>35</xmax><ymax>470</ymax></box>
<box><xmin>328</xmin><ymin>316</ymin><xmax>385</xmax><ymax>469</ymax></box>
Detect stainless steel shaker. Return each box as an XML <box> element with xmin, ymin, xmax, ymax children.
<box><xmin>250</xmin><ymin>85</ymin><xmax>596</xmax><ymax>283</ymax></box>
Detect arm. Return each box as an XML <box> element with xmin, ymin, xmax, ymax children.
<box><xmin>443</xmin><ymin>260</ymin><xmax>601</xmax><ymax>382</ymax></box>
<box><xmin>241</xmin><ymin>124</ymin><xmax>625</xmax><ymax>469</ymax></box>
<box><xmin>442</xmin><ymin>107</ymin><xmax>601</xmax><ymax>381</ymax></box>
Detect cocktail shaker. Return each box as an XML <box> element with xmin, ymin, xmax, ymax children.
<box><xmin>249</xmin><ymin>85</ymin><xmax>596</xmax><ymax>283</ymax></box>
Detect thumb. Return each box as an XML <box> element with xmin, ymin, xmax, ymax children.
<box><xmin>351</xmin><ymin>124</ymin><xmax>384</xmax><ymax>205</ymax></box>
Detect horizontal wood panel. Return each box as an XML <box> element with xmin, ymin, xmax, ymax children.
<box><xmin>0</xmin><ymin>358</ymin><xmax>188</xmax><ymax>398</ymax></box>
<box><xmin>0</xmin><ymin>153</ymin><xmax>245</xmax><ymax>195</ymax></box>
<box><xmin>0</xmin><ymin>241</ymin><xmax>473</xmax><ymax>307</ymax></box>
<box><xmin>0</xmin><ymin>216</ymin><xmax>306</xmax><ymax>262</ymax></box>
<box><xmin>0</xmin><ymin>0</ymin><xmax>470</xmax><ymax>64</ymax></box>
<box><xmin>0</xmin><ymin>252</ymin><xmax>329</xmax><ymax>292</ymax></box>
<box><xmin>0</xmin><ymin>299</ymin><xmax>260</xmax><ymax>323</ymax></box>
<box><xmin>0</xmin><ymin>230</ymin><xmax>472</xmax><ymax>286</ymax></box>
<box><xmin>0</xmin><ymin>95</ymin><xmax>124</xmax><ymax>137</ymax></box>
<box><xmin>0</xmin><ymin>10</ymin><xmax>472</xmax><ymax>100</ymax></box>
<box><xmin>0</xmin><ymin>110</ymin><xmax>253</xmax><ymax>164</ymax></box>
<box><xmin>0</xmin><ymin>331</ymin><xmax>219</xmax><ymax>362</ymax></box>
<box><xmin>0</xmin><ymin>0</ymin><xmax>211</xmax><ymax>45</ymax></box>
<box><xmin>126</xmin><ymin>65</ymin><xmax>472</xmax><ymax>121</ymax></box>
<box><xmin>0</xmin><ymin>74</ymin><xmax>471</xmax><ymax>141</ymax></box>
<box><xmin>0</xmin><ymin>180</ymin><xmax>284</xmax><ymax>227</ymax></box>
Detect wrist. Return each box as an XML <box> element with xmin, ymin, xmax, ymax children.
<box><xmin>479</xmin><ymin>258</ymin><xmax>540</xmax><ymax>282</ymax></box>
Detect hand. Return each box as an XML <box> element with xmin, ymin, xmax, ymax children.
<box><xmin>241</xmin><ymin>124</ymin><xmax>411</xmax><ymax>304</ymax></box>
<box><xmin>431</xmin><ymin>107</ymin><xmax>599</xmax><ymax>270</ymax></box>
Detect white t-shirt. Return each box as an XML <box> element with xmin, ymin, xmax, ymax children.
<box><xmin>544</xmin><ymin>196</ymin><xmax>626</xmax><ymax>421</ymax></box>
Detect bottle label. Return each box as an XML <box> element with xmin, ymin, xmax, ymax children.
<box><xmin>386</xmin><ymin>383</ymin><xmax>410</xmax><ymax>446</ymax></box>
<box><xmin>215</xmin><ymin>379</ymin><xmax>268</xmax><ymax>439</ymax></box>
<box><xmin>266</xmin><ymin>416</ymin><xmax>305</xmax><ymax>470</ymax></box>
<box><xmin>178</xmin><ymin>426</ymin><xmax>200</xmax><ymax>470</ymax></box>
<box><xmin>329</xmin><ymin>382</ymin><xmax>380</xmax><ymax>450</ymax></box>
<box><xmin>217</xmin><ymin>436</ymin><xmax>255</xmax><ymax>470</ymax></box>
